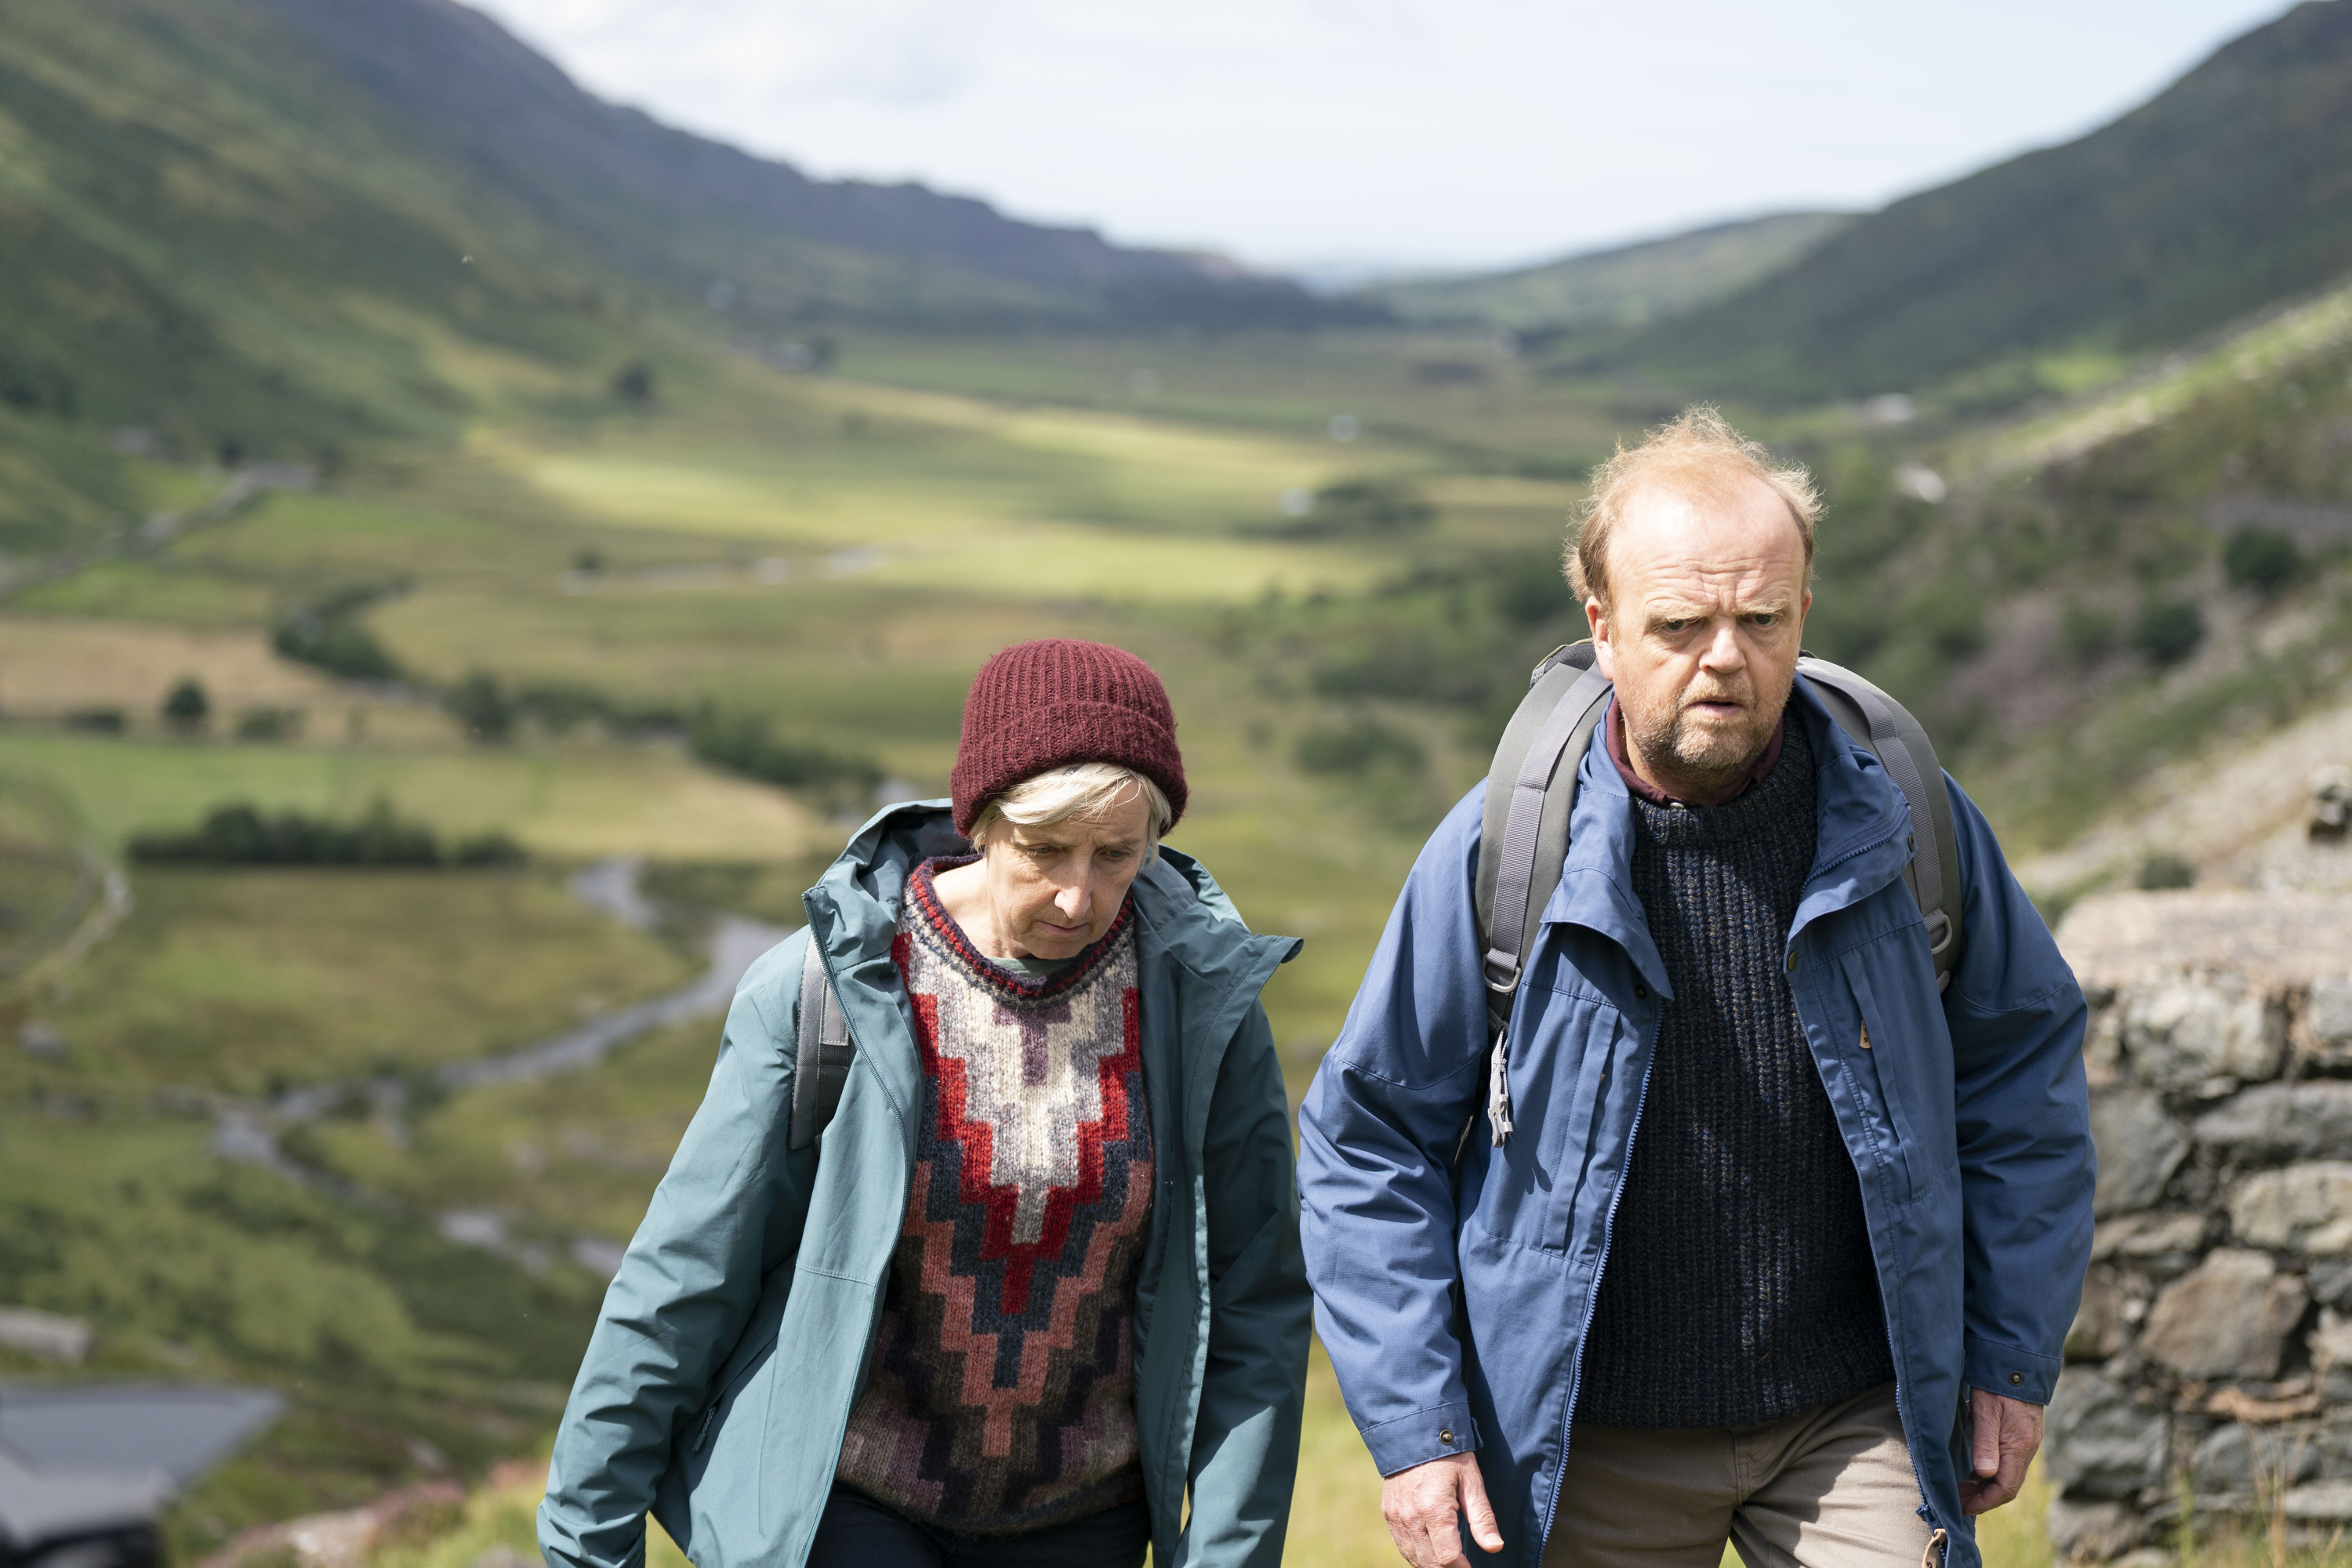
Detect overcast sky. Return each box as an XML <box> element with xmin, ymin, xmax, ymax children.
<box><xmin>468</xmin><ymin>0</ymin><xmax>2294</xmax><ymax>276</ymax></box>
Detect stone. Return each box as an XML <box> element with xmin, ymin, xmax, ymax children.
<box><xmin>2070</xmin><ymin>1268</ymin><xmax>2129</xmax><ymax>1361</ymax></box>
<box><xmin>2046</xmin><ymin>1370</ymin><xmax>2169</xmax><ymax>1500</ymax></box>
<box><xmin>2092</xmin><ymin>1090</ymin><xmax>2193</xmax><ymax>1215</ymax></box>
<box><xmin>2285</xmin><ymin>1479</ymin><xmax>2352</xmax><ymax>1520</ymax></box>
<box><xmin>2231</xmin><ymin>1163</ymin><xmax>2352</xmax><ymax>1254</ymax></box>
<box><xmin>0</xmin><ymin>1305</ymin><xmax>91</xmax><ymax>1363</ymax></box>
<box><xmin>2314</xmin><ymin>1308</ymin><xmax>2352</xmax><ymax>1374</ymax></box>
<box><xmin>2121</xmin><ymin>974</ymin><xmax>2285</xmax><ymax>1088</ymax></box>
<box><xmin>2190</xmin><ymin>1421</ymin><xmax>2324</xmax><ymax>1492</ymax></box>
<box><xmin>16</xmin><ymin>1020</ymin><xmax>66</xmax><ymax>1058</ymax></box>
<box><xmin>2310</xmin><ymin>1259</ymin><xmax>2352</xmax><ymax>1308</ymax></box>
<box><xmin>2092</xmin><ymin>1210</ymin><xmax>2209</xmax><ymax>1260</ymax></box>
<box><xmin>2314</xmin><ymin>979</ymin><xmax>2352</xmax><ymax>1048</ymax></box>
<box><xmin>2196</xmin><ymin>1082</ymin><xmax>2352</xmax><ymax>1162</ymax></box>
<box><xmin>2138</xmin><ymin>1250</ymin><xmax>2309</xmax><ymax>1380</ymax></box>
<box><xmin>2046</xmin><ymin>1495</ymin><xmax>2143</xmax><ymax>1559</ymax></box>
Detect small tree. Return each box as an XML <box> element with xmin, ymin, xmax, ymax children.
<box><xmin>2130</xmin><ymin>599</ymin><xmax>2205</xmax><ymax>666</ymax></box>
<box><xmin>162</xmin><ymin>677</ymin><xmax>210</xmax><ymax>734</ymax></box>
<box><xmin>446</xmin><ymin>671</ymin><xmax>514</xmax><ymax>742</ymax></box>
<box><xmin>2223</xmin><ymin>528</ymin><xmax>2303</xmax><ymax>597</ymax></box>
<box><xmin>610</xmin><ymin>361</ymin><xmax>656</xmax><ymax>405</ymax></box>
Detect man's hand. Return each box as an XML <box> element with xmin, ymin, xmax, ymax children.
<box><xmin>1958</xmin><ymin>1388</ymin><xmax>2043</xmax><ymax>1514</ymax></box>
<box><xmin>1381</xmin><ymin>1451</ymin><xmax>1505</xmax><ymax>1567</ymax></box>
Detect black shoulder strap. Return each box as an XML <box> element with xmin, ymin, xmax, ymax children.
<box><xmin>1792</xmin><ymin>655</ymin><xmax>1965</xmax><ymax>991</ymax></box>
<box><xmin>1468</xmin><ymin>644</ymin><xmax>1966</xmax><ymax>1149</ymax></box>
<box><xmin>787</xmin><ymin>934</ymin><xmax>855</xmax><ymax>1151</ymax></box>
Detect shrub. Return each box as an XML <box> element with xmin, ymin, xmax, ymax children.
<box><xmin>64</xmin><ymin>706</ymin><xmax>126</xmax><ymax>733</ymax></box>
<box><xmin>2130</xmin><ymin>598</ymin><xmax>2205</xmax><ymax>666</ymax></box>
<box><xmin>445</xmin><ymin>671</ymin><xmax>514</xmax><ymax>742</ymax></box>
<box><xmin>686</xmin><ymin>710</ymin><xmax>883</xmax><ymax>800</ymax></box>
<box><xmin>127</xmin><ymin>800</ymin><xmax>522</xmax><ymax>869</ymax></box>
<box><xmin>234</xmin><ymin>707</ymin><xmax>303</xmax><ymax>742</ymax></box>
<box><xmin>2136</xmin><ymin>852</ymin><xmax>2195</xmax><ymax>890</ymax></box>
<box><xmin>2060</xmin><ymin>602</ymin><xmax>2117</xmax><ymax>666</ymax></box>
<box><xmin>161</xmin><ymin>678</ymin><xmax>209</xmax><ymax>733</ymax></box>
<box><xmin>272</xmin><ymin>582</ymin><xmax>406</xmax><ymax>681</ymax></box>
<box><xmin>2223</xmin><ymin>528</ymin><xmax>2303</xmax><ymax>597</ymax></box>
<box><xmin>611</xmin><ymin>361</ymin><xmax>656</xmax><ymax>403</ymax></box>
<box><xmin>1257</xmin><ymin>477</ymin><xmax>1436</xmax><ymax>539</ymax></box>
<box><xmin>1295</xmin><ymin>719</ymin><xmax>1425</xmax><ymax>778</ymax></box>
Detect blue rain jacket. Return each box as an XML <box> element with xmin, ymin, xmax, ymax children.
<box><xmin>1298</xmin><ymin>679</ymin><xmax>2092</xmax><ymax>1568</ymax></box>
<box><xmin>541</xmin><ymin>802</ymin><xmax>1310</xmax><ymax>1568</ymax></box>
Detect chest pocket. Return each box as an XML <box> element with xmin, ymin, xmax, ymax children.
<box><xmin>1840</xmin><ymin>952</ymin><xmax>1925</xmax><ymax>1205</ymax></box>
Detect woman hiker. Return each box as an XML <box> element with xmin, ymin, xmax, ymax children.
<box><xmin>539</xmin><ymin>639</ymin><xmax>1312</xmax><ymax>1568</ymax></box>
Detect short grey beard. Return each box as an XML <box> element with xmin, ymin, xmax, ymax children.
<box><xmin>1629</xmin><ymin>696</ymin><xmax>1783</xmax><ymax>794</ymax></box>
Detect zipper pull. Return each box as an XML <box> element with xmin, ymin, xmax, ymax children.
<box><xmin>1486</xmin><ymin>1032</ymin><xmax>1514</xmax><ymax>1146</ymax></box>
<box><xmin>691</xmin><ymin>1399</ymin><xmax>720</xmax><ymax>1452</ymax></box>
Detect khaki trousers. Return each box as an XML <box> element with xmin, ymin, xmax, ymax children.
<box><xmin>1542</xmin><ymin>1384</ymin><xmax>1944</xmax><ymax>1568</ymax></box>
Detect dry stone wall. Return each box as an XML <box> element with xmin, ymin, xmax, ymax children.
<box><xmin>2044</xmin><ymin>891</ymin><xmax>2352</xmax><ymax>1558</ymax></box>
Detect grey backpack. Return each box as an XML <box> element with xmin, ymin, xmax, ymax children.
<box><xmin>1469</xmin><ymin>641</ymin><xmax>1964</xmax><ymax>1148</ymax></box>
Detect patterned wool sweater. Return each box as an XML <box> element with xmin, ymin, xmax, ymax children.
<box><xmin>834</xmin><ymin>858</ymin><xmax>1155</xmax><ymax>1532</ymax></box>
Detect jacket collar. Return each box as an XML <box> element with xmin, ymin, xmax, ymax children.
<box><xmin>1544</xmin><ymin>675</ymin><xmax>1916</xmax><ymax>995</ymax></box>
<box><xmin>799</xmin><ymin>800</ymin><xmax>1298</xmax><ymax>1126</ymax></box>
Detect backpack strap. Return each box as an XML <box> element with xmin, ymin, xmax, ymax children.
<box><xmin>1793</xmin><ymin>655</ymin><xmax>1966</xmax><ymax>992</ymax></box>
<box><xmin>787</xmin><ymin>933</ymin><xmax>855</xmax><ymax>1151</ymax></box>
<box><xmin>1467</xmin><ymin>644</ymin><xmax>1969</xmax><ymax>1153</ymax></box>
<box><xmin>1472</xmin><ymin>641</ymin><xmax>1612</xmax><ymax>1145</ymax></box>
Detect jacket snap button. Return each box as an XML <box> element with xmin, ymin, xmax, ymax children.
<box><xmin>1439</xmin><ymin>1428</ymin><xmax>1455</xmax><ymax>1445</ymax></box>
<box><xmin>1784</xmin><ymin>951</ymin><xmax>1798</xmax><ymax>973</ymax></box>
<box><xmin>1634</xmin><ymin>985</ymin><xmax>1648</xmax><ymax>1000</ymax></box>
<box><xmin>2008</xmin><ymin>1372</ymin><xmax>2024</xmax><ymax>1387</ymax></box>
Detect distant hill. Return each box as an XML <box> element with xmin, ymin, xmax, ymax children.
<box><xmin>1359</xmin><ymin>212</ymin><xmax>1852</xmax><ymax>332</ymax></box>
<box><xmin>249</xmin><ymin>0</ymin><xmax>1334</xmax><ymax>327</ymax></box>
<box><xmin>1596</xmin><ymin>0</ymin><xmax>2352</xmax><ymax>401</ymax></box>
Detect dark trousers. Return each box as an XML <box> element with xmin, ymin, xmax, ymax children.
<box><xmin>806</xmin><ymin>1485</ymin><xmax>1150</xmax><ymax>1568</ymax></box>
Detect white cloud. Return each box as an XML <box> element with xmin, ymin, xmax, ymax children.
<box><xmin>466</xmin><ymin>0</ymin><xmax>2297</xmax><ymax>270</ymax></box>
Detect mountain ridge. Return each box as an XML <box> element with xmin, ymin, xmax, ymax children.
<box><xmin>249</xmin><ymin>0</ymin><xmax>1336</xmax><ymax>325</ymax></box>
<box><xmin>1587</xmin><ymin>0</ymin><xmax>2352</xmax><ymax>403</ymax></box>
<box><xmin>1359</xmin><ymin>211</ymin><xmax>1853</xmax><ymax>334</ymax></box>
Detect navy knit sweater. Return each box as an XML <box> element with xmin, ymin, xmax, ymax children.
<box><xmin>1577</xmin><ymin>720</ymin><xmax>1893</xmax><ymax>1428</ymax></box>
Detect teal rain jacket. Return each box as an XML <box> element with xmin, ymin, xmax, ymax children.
<box><xmin>540</xmin><ymin>803</ymin><xmax>1311</xmax><ymax>1568</ymax></box>
<box><xmin>1298</xmin><ymin>681</ymin><xmax>2093</xmax><ymax>1568</ymax></box>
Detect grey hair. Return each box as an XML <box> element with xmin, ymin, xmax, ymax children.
<box><xmin>968</xmin><ymin>762</ymin><xmax>1174</xmax><ymax>848</ymax></box>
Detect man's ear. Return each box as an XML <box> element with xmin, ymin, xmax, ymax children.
<box><xmin>1587</xmin><ymin>597</ymin><xmax>1615</xmax><ymax>681</ymax></box>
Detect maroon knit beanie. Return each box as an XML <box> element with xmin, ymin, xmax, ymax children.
<box><xmin>949</xmin><ymin>640</ymin><xmax>1188</xmax><ymax>836</ymax></box>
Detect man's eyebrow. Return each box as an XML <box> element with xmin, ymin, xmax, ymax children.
<box><xmin>1641</xmin><ymin>594</ymin><xmax>1795</xmax><ymax>622</ymax></box>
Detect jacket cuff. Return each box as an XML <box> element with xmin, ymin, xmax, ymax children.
<box><xmin>1361</xmin><ymin>1403</ymin><xmax>1482</xmax><ymax>1476</ymax></box>
<box><xmin>1964</xmin><ymin>1331</ymin><xmax>2061</xmax><ymax>1406</ymax></box>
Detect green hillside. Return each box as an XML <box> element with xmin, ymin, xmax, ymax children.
<box><xmin>1590</xmin><ymin>0</ymin><xmax>2352</xmax><ymax>403</ymax></box>
<box><xmin>1361</xmin><ymin>211</ymin><xmax>1852</xmax><ymax>333</ymax></box>
<box><xmin>0</xmin><ymin>0</ymin><xmax>1343</xmax><ymax>567</ymax></box>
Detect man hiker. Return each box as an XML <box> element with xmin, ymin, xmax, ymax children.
<box><xmin>1297</xmin><ymin>409</ymin><xmax>2092</xmax><ymax>1568</ymax></box>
